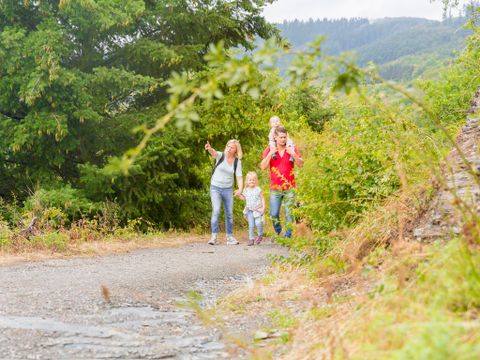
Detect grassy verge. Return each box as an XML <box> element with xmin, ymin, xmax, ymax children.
<box><xmin>0</xmin><ymin>213</ymin><xmax>255</xmax><ymax>264</ymax></box>
<box><xmin>0</xmin><ymin>226</ymin><xmax>213</xmax><ymax>265</ymax></box>
<box><xmin>211</xmin><ymin>183</ymin><xmax>480</xmax><ymax>359</ymax></box>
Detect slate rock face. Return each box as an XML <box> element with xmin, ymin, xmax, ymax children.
<box><xmin>414</xmin><ymin>88</ymin><xmax>480</xmax><ymax>241</ymax></box>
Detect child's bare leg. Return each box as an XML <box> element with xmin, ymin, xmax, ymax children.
<box><xmin>270</xmin><ymin>141</ymin><xmax>277</xmax><ymax>160</ymax></box>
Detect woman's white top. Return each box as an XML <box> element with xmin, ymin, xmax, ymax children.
<box><xmin>211</xmin><ymin>151</ymin><xmax>242</xmax><ymax>188</ymax></box>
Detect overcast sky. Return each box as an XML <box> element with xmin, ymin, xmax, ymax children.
<box><xmin>262</xmin><ymin>0</ymin><xmax>464</xmax><ymax>22</ymax></box>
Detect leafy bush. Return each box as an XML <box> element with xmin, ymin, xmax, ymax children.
<box><xmin>0</xmin><ymin>197</ymin><xmax>22</xmax><ymax>227</ymax></box>
<box><xmin>0</xmin><ymin>220</ymin><xmax>12</xmax><ymax>248</ymax></box>
<box><xmin>23</xmin><ymin>186</ymin><xmax>100</xmax><ymax>223</ymax></box>
<box><xmin>296</xmin><ymin>100</ymin><xmax>401</xmax><ymax>235</ymax></box>
<box><xmin>30</xmin><ymin>231</ymin><xmax>69</xmax><ymax>251</ymax></box>
<box><xmin>418</xmin><ymin>23</ymin><xmax>480</xmax><ymax>125</ymax></box>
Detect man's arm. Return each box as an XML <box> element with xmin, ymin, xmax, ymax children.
<box><xmin>287</xmin><ymin>147</ymin><xmax>304</xmax><ymax>168</ymax></box>
<box><xmin>260</xmin><ymin>148</ymin><xmax>275</xmax><ymax>170</ymax></box>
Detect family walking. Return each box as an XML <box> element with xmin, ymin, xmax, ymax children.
<box><xmin>205</xmin><ymin>116</ymin><xmax>304</xmax><ymax>245</ymax></box>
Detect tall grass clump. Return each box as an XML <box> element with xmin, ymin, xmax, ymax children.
<box><xmin>334</xmin><ymin>238</ymin><xmax>480</xmax><ymax>360</ymax></box>
<box><xmin>0</xmin><ymin>220</ymin><xmax>13</xmax><ymax>249</ymax></box>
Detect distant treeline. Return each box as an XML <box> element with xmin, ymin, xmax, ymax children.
<box><xmin>276</xmin><ymin>17</ymin><xmax>470</xmax><ymax>80</ymax></box>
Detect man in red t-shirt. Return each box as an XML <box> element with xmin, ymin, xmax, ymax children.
<box><xmin>260</xmin><ymin>126</ymin><xmax>304</xmax><ymax>238</ymax></box>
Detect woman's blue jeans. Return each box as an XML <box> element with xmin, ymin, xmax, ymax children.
<box><xmin>210</xmin><ymin>185</ymin><xmax>233</xmax><ymax>236</ymax></box>
<box><xmin>247</xmin><ymin>210</ymin><xmax>263</xmax><ymax>240</ymax></box>
<box><xmin>270</xmin><ymin>189</ymin><xmax>295</xmax><ymax>238</ymax></box>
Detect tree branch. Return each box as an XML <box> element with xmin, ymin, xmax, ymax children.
<box><xmin>0</xmin><ymin>110</ymin><xmax>25</xmax><ymax>122</ymax></box>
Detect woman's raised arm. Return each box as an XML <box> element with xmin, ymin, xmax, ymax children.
<box><xmin>204</xmin><ymin>141</ymin><xmax>217</xmax><ymax>158</ymax></box>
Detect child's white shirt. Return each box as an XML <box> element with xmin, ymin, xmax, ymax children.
<box><xmin>242</xmin><ymin>186</ymin><xmax>263</xmax><ymax>218</ymax></box>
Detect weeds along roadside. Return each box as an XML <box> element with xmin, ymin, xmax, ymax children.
<box><xmin>209</xmin><ymin>148</ymin><xmax>480</xmax><ymax>359</ymax></box>
<box><xmin>0</xmin><ymin>197</ymin><xmax>212</xmax><ymax>257</ymax></box>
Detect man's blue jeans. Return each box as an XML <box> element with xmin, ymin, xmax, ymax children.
<box><xmin>270</xmin><ymin>189</ymin><xmax>295</xmax><ymax>238</ymax></box>
<box><xmin>210</xmin><ymin>185</ymin><xmax>233</xmax><ymax>236</ymax></box>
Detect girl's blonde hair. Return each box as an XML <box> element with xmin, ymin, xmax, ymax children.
<box><xmin>269</xmin><ymin>115</ymin><xmax>281</xmax><ymax>126</ymax></box>
<box><xmin>245</xmin><ymin>171</ymin><xmax>258</xmax><ymax>184</ymax></box>
<box><xmin>225</xmin><ymin>139</ymin><xmax>243</xmax><ymax>159</ymax></box>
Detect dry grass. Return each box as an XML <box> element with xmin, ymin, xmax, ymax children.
<box><xmin>340</xmin><ymin>187</ymin><xmax>431</xmax><ymax>267</ymax></box>
<box><xmin>291</xmin><ymin>242</ymin><xmax>434</xmax><ymax>359</ymax></box>
<box><xmin>211</xmin><ymin>186</ymin><xmax>440</xmax><ymax>359</ymax></box>
<box><xmin>213</xmin><ymin>239</ymin><xmax>431</xmax><ymax>359</ymax></box>
<box><xmin>213</xmin><ymin>267</ymin><xmax>318</xmax><ymax>357</ymax></box>
<box><xmin>0</xmin><ymin>231</ymin><xmax>249</xmax><ymax>265</ymax></box>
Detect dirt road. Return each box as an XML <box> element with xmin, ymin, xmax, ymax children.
<box><xmin>0</xmin><ymin>242</ymin><xmax>286</xmax><ymax>359</ymax></box>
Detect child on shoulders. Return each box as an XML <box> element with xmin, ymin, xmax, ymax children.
<box><xmin>268</xmin><ymin>116</ymin><xmax>294</xmax><ymax>162</ymax></box>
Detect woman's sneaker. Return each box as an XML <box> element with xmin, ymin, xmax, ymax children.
<box><xmin>208</xmin><ymin>234</ymin><xmax>218</xmax><ymax>245</ymax></box>
<box><xmin>226</xmin><ymin>235</ymin><xmax>239</xmax><ymax>245</ymax></box>
<box><xmin>255</xmin><ymin>235</ymin><xmax>263</xmax><ymax>245</ymax></box>
<box><xmin>247</xmin><ymin>239</ymin><xmax>255</xmax><ymax>246</ymax></box>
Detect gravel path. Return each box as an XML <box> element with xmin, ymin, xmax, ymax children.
<box><xmin>0</xmin><ymin>242</ymin><xmax>287</xmax><ymax>359</ymax></box>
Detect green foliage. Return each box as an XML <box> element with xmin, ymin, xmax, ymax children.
<box><xmin>80</xmin><ymin>132</ymin><xmax>210</xmax><ymax>229</ymax></box>
<box><xmin>286</xmin><ymin>13</ymin><xmax>480</xmax><ymax>251</ymax></box>
<box><xmin>349</xmin><ymin>239</ymin><xmax>480</xmax><ymax>359</ymax></box>
<box><xmin>282</xmin><ymin>86</ymin><xmax>336</xmax><ymax>133</ymax></box>
<box><xmin>418</xmin><ymin>26</ymin><xmax>480</xmax><ymax>125</ymax></box>
<box><xmin>0</xmin><ymin>0</ymin><xmax>276</xmax><ymax>228</ymax></box>
<box><xmin>23</xmin><ymin>186</ymin><xmax>100</xmax><ymax>222</ymax></box>
<box><xmin>0</xmin><ymin>220</ymin><xmax>13</xmax><ymax>249</ymax></box>
<box><xmin>0</xmin><ymin>197</ymin><xmax>22</xmax><ymax>227</ymax></box>
<box><xmin>379</xmin><ymin>51</ymin><xmax>456</xmax><ymax>81</ymax></box>
<box><xmin>267</xmin><ymin>308</ymin><xmax>298</xmax><ymax>330</ymax></box>
<box><xmin>391</xmin><ymin>326</ymin><xmax>480</xmax><ymax>360</ymax></box>
<box><xmin>30</xmin><ymin>231</ymin><xmax>69</xmax><ymax>251</ymax></box>
<box><xmin>413</xmin><ymin>241</ymin><xmax>480</xmax><ymax>313</ymax></box>
<box><xmin>296</xmin><ymin>100</ymin><xmax>400</xmax><ymax>233</ymax></box>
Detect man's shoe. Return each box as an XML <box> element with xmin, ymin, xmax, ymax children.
<box><xmin>208</xmin><ymin>234</ymin><xmax>218</xmax><ymax>245</ymax></box>
<box><xmin>226</xmin><ymin>236</ymin><xmax>239</xmax><ymax>245</ymax></box>
<box><xmin>247</xmin><ymin>239</ymin><xmax>255</xmax><ymax>246</ymax></box>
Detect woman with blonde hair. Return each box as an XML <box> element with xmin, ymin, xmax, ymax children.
<box><xmin>204</xmin><ymin>139</ymin><xmax>243</xmax><ymax>245</ymax></box>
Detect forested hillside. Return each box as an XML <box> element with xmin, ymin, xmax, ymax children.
<box><xmin>276</xmin><ymin>17</ymin><xmax>470</xmax><ymax>80</ymax></box>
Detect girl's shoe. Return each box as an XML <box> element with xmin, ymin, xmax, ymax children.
<box><xmin>247</xmin><ymin>239</ymin><xmax>255</xmax><ymax>246</ymax></box>
<box><xmin>255</xmin><ymin>235</ymin><xmax>263</xmax><ymax>245</ymax></box>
